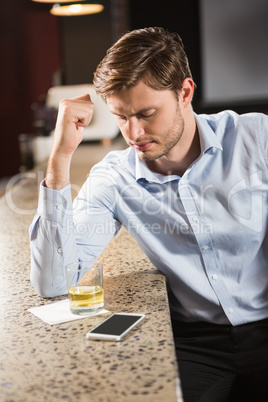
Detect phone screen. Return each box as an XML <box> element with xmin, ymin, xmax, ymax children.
<box><xmin>90</xmin><ymin>314</ymin><xmax>143</xmax><ymax>336</ymax></box>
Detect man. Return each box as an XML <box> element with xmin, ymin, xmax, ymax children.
<box><xmin>30</xmin><ymin>27</ymin><xmax>268</xmax><ymax>401</ymax></box>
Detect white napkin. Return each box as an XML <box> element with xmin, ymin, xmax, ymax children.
<box><xmin>28</xmin><ymin>299</ymin><xmax>109</xmax><ymax>325</ymax></box>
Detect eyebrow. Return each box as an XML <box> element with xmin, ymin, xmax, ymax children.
<box><xmin>110</xmin><ymin>106</ymin><xmax>158</xmax><ymax>118</ymax></box>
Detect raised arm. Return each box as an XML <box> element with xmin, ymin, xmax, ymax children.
<box><xmin>30</xmin><ymin>94</ymin><xmax>95</xmax><ymax>297</ymax></box>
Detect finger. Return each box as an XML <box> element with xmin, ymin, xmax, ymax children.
<box><xmin>70</xmin><ymin>94</ymin><xmax>94</xmax><ymax>126</ymax></box>
<box><xmin>74</xmin><ymin>105</ymin><xmax>94</xmax><ymax>128</ymax></box>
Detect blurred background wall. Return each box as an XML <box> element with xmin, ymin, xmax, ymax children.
<box><xmin>200</xmin><ymin>0</ymin><xmax>268</xmax><ymax>105</ymax></box>
<box><xmin>0</xmin><ymin>0</ymin><xmax>267</xmax><ymax>180</ymax></box>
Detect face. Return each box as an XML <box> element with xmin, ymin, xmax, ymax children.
<box><xmin>107</xmin><ymin>81</ymin><xmax>185</xmax><ymax>162</ymax></box>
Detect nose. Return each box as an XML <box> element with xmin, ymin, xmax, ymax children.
<box><xmin>127</xmin><ymin>118</ymin><xmax>145</xmax><ymax>142</ymax></box>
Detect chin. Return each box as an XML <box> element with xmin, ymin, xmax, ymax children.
<box><xmin>140</xmin><ymin>154</ymin><xmax>162</xmax><ymax>163</ymax></box>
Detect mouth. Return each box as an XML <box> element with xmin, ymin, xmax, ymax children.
<box><xmin>132</xmin><ymin>141</ymin><xmax>154</xmax><ymax>152</ymax></box>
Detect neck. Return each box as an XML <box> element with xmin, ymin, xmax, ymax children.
<box><xmin>146</xmin><ymin>112</ymin><xmax>200</xmax><ymax>176</ymax></box>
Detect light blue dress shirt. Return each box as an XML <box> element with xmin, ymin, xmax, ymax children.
<box><xmin>30</xmin><ymin>110</ymin><xmax>268</xmax><ymax>326</ymax></box>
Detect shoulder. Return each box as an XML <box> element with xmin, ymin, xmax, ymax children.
<box><xmin>235</xmin><ymin>111</ymin><xmax>268</xmax><ymax>130</ymax></box>
<box><xmin>198</xmin><ymin>109</ymin><xmax>267</xmax><ymax>128</ymax></box>
<box><xmin>201</xmin><ymin>110</ymin><xmax>268</xmax><ymax>166</ymax></box>
<box><xmin>99</xmin><ymin>148</ymin><xmax>133</xmax><ymax>167</ymax></box>
<box><xmin>77</xmin><ymin>148</ymin><xmax>135</xmax><ymax>207</ymax></box>
<box><xmin>197</xmin><ymin>110</ymin><xmax>268</xmax><ymax>140</ymax></box>
<box><xmin>90</xmin><ymin>147</ymin><xmax>135</xmax><ymax>181</ymax></box>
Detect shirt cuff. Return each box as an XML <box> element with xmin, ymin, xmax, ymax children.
<box><xmin>37</xmin><ymin>180</ymin><xmax>73</xmax><ymax>225</ymax></box>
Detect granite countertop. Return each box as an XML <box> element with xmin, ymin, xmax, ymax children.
<box><xmin>0</xmin><ymin>144</ymin><xmax>182</xmax><ymax>402</ymax></box>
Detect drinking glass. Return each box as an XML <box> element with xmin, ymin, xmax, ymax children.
<box><xmin>65</xmin><ymin>260</ymin><xmax>104</xmax><ymax>315</ymax></box>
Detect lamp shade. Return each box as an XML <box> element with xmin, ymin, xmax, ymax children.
<box><xmin>50</xmin><ymin>2</ymin><xmax>104</xmax><ymax>16</ymax></box>
<box><xmin>32</xmin><ymin>0</ymin><xmax>81</xmax><ymax>2</ymax></box>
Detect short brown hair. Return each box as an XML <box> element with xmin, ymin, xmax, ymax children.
<box><xmin>93</xmin><ymin>27</ymin><xmax>194</xmax><ymax>100</ymax></box>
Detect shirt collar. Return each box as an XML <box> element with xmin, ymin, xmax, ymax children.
<box><xmin>194</xmin><ymin>112</ymin><xmax>223</xmax><ymax>154</ymax></box>
<box><xmin>134</xmin><ymin>113</ymin><xmax>223</xmax><ymax>183</ymax></box>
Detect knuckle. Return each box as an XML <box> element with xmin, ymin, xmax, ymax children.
<box><xmin>59</xmin><ymin>99</ymin><xmax>71</xmax><ymax>113</ymax></box>
<box><xmin>59</xmin><ymin>98</ymin><xmax>69</xmax><ymax>106</ymax></box>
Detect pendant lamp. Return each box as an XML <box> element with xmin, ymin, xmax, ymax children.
<box><xmin>31</xmin><ymin>1</ymin><xmax>104</xmax><ymax>16</ymax></box>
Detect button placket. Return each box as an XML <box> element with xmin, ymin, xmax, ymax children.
<box><xmin>177</xmin><ymin>167</ymin><xmax>245</xmax><ymax>325</ymax></box>
<box><xmin>179</xmin><ymin>180</ymin><xmax>228</xmax><ymax>308</ymax></box>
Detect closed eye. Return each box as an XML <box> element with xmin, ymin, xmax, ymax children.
<box><xmin>116</xmin><ymin>115</ymin><xmax>127</xmax><ymax>121</ymax></box>
<box><xmin>139</xmin><ymin>110</ymin><xmax>156</xmax><ymax>119</ymax></box>
<box><xmin>112</xmin><ymin>109</ymin><xmax>157</xmax><ymax>121</ymax></box>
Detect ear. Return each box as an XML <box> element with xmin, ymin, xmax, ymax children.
<box><xmin>179</xmin><ymin>78</ymin><xmax>195</xmax><ymax>108</ymax></box>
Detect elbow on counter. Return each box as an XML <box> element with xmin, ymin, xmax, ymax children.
<box><xmin>30</xmin><ymin>267</ymin><xmax>67</xmax><ymax>298</ymax></box>
<box><xmin>30</xmin><ymin>265</ymin><xmax>67</xmax><ymax>298</ymax></box>
<box><xmin>29</xmin><ymin>216</ymin><xmax>68</xmax><ymax>298</ymax></box>
<box><xmin>30</xmin><ymin>252</ymin><xmax>67</xmax><ymax>298</ymax></box>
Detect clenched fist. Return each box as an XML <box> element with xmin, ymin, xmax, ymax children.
<box><xmin>52</xmin><ymin>93</ymin><xmax>94</xmax><ymax>157</ymax></box>
<box><xmin>46</xmin><ymin>94</ymin><xmax>94</xmax><ymax>190</ymax></box>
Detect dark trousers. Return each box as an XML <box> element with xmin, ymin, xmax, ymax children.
<box><xmin>171</xmin><ymin>317</ymin><xmax>268</xmax><ymax>402</ymax></box>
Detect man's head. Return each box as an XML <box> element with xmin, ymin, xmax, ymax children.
<box><xmin>93</xmin><ymin>27</ymin><xmax>194</xmax><ymax>101</ymax></box>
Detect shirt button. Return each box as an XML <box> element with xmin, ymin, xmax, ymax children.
<box><xmin>212</xmin><ymin>274</ymin><xmax>218</xmax><ymax>280</ymax></box>
<box><xmin>180</xmin><ymin>179</ymin><xmax>185</xmax><ymax>185</ymax></box>
<box><xmin>228</xmin><ymin>308</ymin><xmax>234</xmax><ymax>314</ymax></box>
<box><xmin>56</xmin><ymin>204</ymin><xmax>63</xmax><ymax>210</ymax></box>
<box><xmin>203</xmin><ymin>245</ymin><xmax>210</xmax><ymax>250</ymax></box>
<box><xmin>192</xmin><ymin>216</ymin><xmax>198</xmax><ymax>222</ymax></box>
<box><xmin>57</xmin><ymin>247</ymin><xmax>63</xmax><ymax>254</ymax></box>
